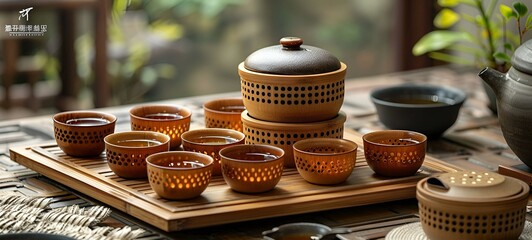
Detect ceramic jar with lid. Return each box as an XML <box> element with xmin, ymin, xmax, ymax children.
<box><xmin>239</xmin><ymin>37</ymin><xmax>347</xmax><ymax>123</ymax></box>
<box><xmin>417</xmin><ymin>171</ymin><xmax>529</xmax><ymax>240</ymax></box>
<box><xmin>239</xmin><ymin>37</ymin><xmax>347</xmax><ymax>167</ymax></box>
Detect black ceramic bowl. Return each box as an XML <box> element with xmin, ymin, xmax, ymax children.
<box><xmin>370</xmin><ymin>84</ymin><xmax>466</xmax><ymax>138</ymax></box>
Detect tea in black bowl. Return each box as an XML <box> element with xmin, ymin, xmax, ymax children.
<box><xmin>370</xmin><ymin>84</ymin><xmax>466</xmax><ymax>138</ymax></box>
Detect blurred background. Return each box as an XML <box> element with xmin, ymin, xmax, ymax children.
<box><xmin>0</xmin><ymin>0</ymin><xmax>462</xmax><ymax>119</ymax></box>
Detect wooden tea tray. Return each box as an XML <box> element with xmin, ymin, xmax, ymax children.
<box><xmin>9</xmin><ymin>130</ymin><xmax>459</xmax><ymax>232</ymax></box>
<box><xmin>498</xmin><ymin>164</ymin><xmax>532</xmax><ymax>186</ymax></box>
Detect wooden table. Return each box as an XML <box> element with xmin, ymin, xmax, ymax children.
<box><xmin>0</xmin><ymin>66</ymin><xmax>529</xmax><ymax>239</ymax></box>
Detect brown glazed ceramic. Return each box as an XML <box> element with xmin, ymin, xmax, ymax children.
<box><xmin>181</xmin><ymin>128</ymin><xmax>245</xmax><ymax>176</ymax></box>
<box><xmin>239</xmin><ymin>37</ymin><xmax>347</xmax><ymax>123</ymax></box>
<box><xmin>417</xmin><ymin>171</ymin><xmax>529</xmax><ymax>240</ymax></box>
<box><xmin>104</xmin><ymin>131</ymin><xmax>170</xmax><ymax>179</ymax></box>
<box><xmin>203</xmin><ymin>98</ymin><xmax>245</xmax><ymax>132</ymax></box>
<box><xmin>362</xmin><ymin>130</ymin><xmax>426</xmax><ymax>177</ymax></box>
<box><xmin>219</xmin><ymin>144</ymin><xmax>284</xmax><ymax>193</ymax></box>
<box><xmin>129</xmin><ymin>104</ymin><xmax>191</xmax><ymax>150</ymax></box>
<box><xmin>147</xmin><ymin>151</ymin><xmax>213</xmax><ymax>200</ymax></box>
<box><xmin>241</xmin><ymin>111</ymin><xmax>346</xmax><ymax>168</ymax></box>
<box><xmin>479</xmin><ymin>40</ymin><xmax>532</xmax><ymax>169</ymax></box>
<box><xmin>293</xmin><ymin>138</ymin><xmax>357</xmax><ymax>185</ymax></box>
<box><xmin>53</xmin><ymin>111</ymin><xmax>116</xmax><ymax>157</ymax></box>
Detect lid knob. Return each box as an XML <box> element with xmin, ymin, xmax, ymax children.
<box><xmin>512</xmin><ymin>39</ymin><xmax>532</xmax><ymax>74</ymax></box>
<box><xmin>280</xmin><ymin>37</ymin><xmax>303</xmax><ymax>50</ymax></box>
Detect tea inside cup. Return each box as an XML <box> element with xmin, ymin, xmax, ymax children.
<box><xmin>53</xmin><ymin>110</ymin><xmax>116</xmax><ymax>157</ymax></box>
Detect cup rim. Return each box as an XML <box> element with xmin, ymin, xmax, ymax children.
<box><xmin>203</xmin><ymin>98</ymin><xmax>245</xmax><ymax>115</ymax></box>
<box><xmin>219</xmin><ymin>144</ymin><xmax>284</xmax><ymax>163</ymax></box>
<box><xmin>181</xmin><ymin>128</ymin><xmax>245</xmax><ymax>146</ymax></box>
<box><xmin>370</xmin><ymin>84</ymin><xmax>466</xmax><ymax>109</ymax></box>
<box><xmin>362</xmin><ymin>130</ymin><xmax>427</xmax><ymax>147</ymax></box>
<box><xmin>293</xmin><ymin>138</ymin><xmax>358</xmax><ymax>156</ymax></box>
<box><xmin>129</xmin><ymin>104</ymin><xmax>192</xmax><ymax>121</ymax></box>
<box><xmin>53</xmin><ymin>110</ymin><xmax>117</xmax><ymax>127</ymax></box>
<box><xmin>146</xmin><ymin>151</ymin><xmax>214</xmax><ymax>170</ymax></box>
<box><xmin>104</xmin><ymin>131</ymin><xmax>170</xmax><ymax>149</ymax></box>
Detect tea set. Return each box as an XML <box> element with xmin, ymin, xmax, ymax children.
<box><xmin>52</xmin><ymin>37</ymin><xmax>532</xmax><ymax>239</ymax></box>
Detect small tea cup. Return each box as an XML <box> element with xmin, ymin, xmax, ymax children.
<box><xmin>147</xmin><ymin>151</ymin><xmax>214</xmax><ymax>200</ymax></box>
<box><xmin>219</xmin><ymin>144</ymin><xmax>284</xmax><ymax>193</ymax></box>
<box><xmin>53</xmin><ymin>111</ymin><xmax>116</xmax><ymax>157</ymax></box>
<box><xmin>362</xmin><ymin>130</ymin><xmax>426</xmax><ymax>177</ymax></box>
<box><xmin>203</xmin><ymin>98</ymin><xmax>245</xmax><ymax>132</ymax></box>
<box><xmin>293</xmin><ymin>138</ymin><xmax>358</xmax><ymax>185</ymax></box>
<box><xmin>104</xmin><ymin>131</ymin><xmax>170</xmax><ymax>179</ymax></box>
<box><xmin>129</xmin><ymin>104</ymin><xmax>191</xmax><ymax>149</ymax></box>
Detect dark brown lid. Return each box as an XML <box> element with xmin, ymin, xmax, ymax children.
<box><xmin>512</xmin><ymin>39</ymin><xmax>532</xmax><ymax>74</ymax></box>
<box><xmin>244</xmin><ymin>37</ymin><xmax>341</xmax><ymax>75</ymax></box>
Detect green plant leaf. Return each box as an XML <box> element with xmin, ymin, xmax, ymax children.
<box><xmin>493</xmin><ymin>52</ymin><xmax>511</xmax><ymax>63</ymax></box>
<box><xmin>513</xmin><ymin>2</ymin><xmax>528</xmax><ymax>17</ymax></box>
<box><xmin>428</xmin><ymin>52</ymin><xmax>475</xmax><ymax>65</ymax></box>
<box><xmin>140</xmin><ymin>67</ymin><xmax>158</xmax><ymax>86</ymax></box>
<box><xmin>526</xmin><ymin>14</ymin><xmax>532</xmax><ymax>27</ymax></box>
<box><xmin>504</xmin><ymin>43</ymin><xmax>514</xmax><ymax>51</ymax></box>
<box><xmin>475</xmin><ymin>15</ymin><xmax>486</xmax><ymax>27</ymax></box>
<box><xmin>500</xmin><ymin>4</ymin><xmax>517</xmax><ymax>19</ymax></box>
<box><xmin>438</xmin><ymin>0</ymin><xmax>459</xmax><ymax>7</ymax></box>
<box><xmin>434</xmin><ymin>9</ymin><xmax>461</xmax><ymax>28</ymax></box>
<box><xmin>458</xmin><ymin>0</ymin><xmax>476</xmax><ymax>7</ymax></box>
<box><xmin>412</xmin><ymin>30</ymin><xmax>473</xmax><ymax>55</ymax></box>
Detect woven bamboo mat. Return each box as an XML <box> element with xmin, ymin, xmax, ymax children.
<box><xmin>0</xmin><ymin>195</ymin><xmax>145</xmax><ymax>240</ymax></box>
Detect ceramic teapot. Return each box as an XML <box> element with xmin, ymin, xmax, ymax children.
<box><xmin>478</xmin><ymin>39</ymin><xmax>532</xmax><ymax>169</ymax></box>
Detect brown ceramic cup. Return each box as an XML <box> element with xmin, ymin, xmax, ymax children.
<box><xmin>203</xmin><ymin>98</ymin><xmax>245</xmax><ymax>132</ymax></box>
<box><xmin>104</xmin><ymin>131</ymin><xmax>170</xmax><ymax>179</ymax></box>
<box><xmin>362</xmin><ymin>130</ymin><xmax>426</xmax><ymax>177</ymax></box>
<box><xmin>147</xmin><ymin>151</ymin><xmax>214</xmax><ymax>200</ymax></box>
<box><xmin>219</xmin><ymin>144</ymin><xmax>284</xmax><ymax>193</ymax></box>
<box><xmin>53</xmin><ymin>111</ymin><xmax>116</xmax><ymax>157</ymax></box>
<box><xmin>129</xmin><ymin>104</ymin><xmax>191</xmax><ymax>150</ymax></box>
<box><xmin>293</xmin><ymin>138</ymin><xmax>358</xmax><ymax>185</ymax></box>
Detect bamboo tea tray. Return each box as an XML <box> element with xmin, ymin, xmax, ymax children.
<box><xmin>9</xmin><ymin>130</ymin><xmax>459</xmax><ymax>231</ymax></box>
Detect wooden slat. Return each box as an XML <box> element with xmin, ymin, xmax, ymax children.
<box><xmin>9</xmin><ymin>130</ymin><xmax>460</xmax><ymax>231</ymax></box>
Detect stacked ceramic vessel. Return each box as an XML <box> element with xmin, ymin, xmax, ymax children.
<box><xmin>238</xmin><ymin>37</ymin><xmax>347</xmax><ymax>167</ymax></box>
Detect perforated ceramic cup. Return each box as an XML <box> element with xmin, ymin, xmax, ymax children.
<box><xmin>417</xmin><ymin>171</ymin><xmax>529</xmax><ymax>240</ymax></box>
<box><xmin>362</xmin><ymin>130</ymin><xmax>426</xmax><ymax>177</ymax></box>
<box><xmin>129</xmin><ymin>104</ymin><xmax>191</xmax><ymax>149</ymax></box>
<box><xmin>147</xmin><ymin>151</ymin><xmax>214</xmax><ymax>200</ymax></box>
<box><xmin>104</xmin><ymin>131</ymin><xmax>170</xmax><ymax>179</ymax></box>
<box><xmin>219</xmin><ymin>144</ymin><xmax>285</xmax><ymax>193</ymax></box>
<box><xmin>53</xmin><ymin>111</ymin><xmax>116</xmax><ymax>157</ymax></box>
<box><xmin>181</xmin><ymin>128</ymin><xmax>245</xmax><ymax>176</ymax></box>
<box><xmin>293</xmin><ymin>138</ymin><xmax>358</xmax><ymax>185</ymax></box>
<box><xmin>203</xmin><ymin>98</ymin><xmax>245</xmax><ymax>132</ymax></box>
<box><xmin>242</xmin><ymin>111</ymin><xmax>346</xmax><ymax>168</ymax></box>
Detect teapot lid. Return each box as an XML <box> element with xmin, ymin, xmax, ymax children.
<box><xmin>512</xmin><ymin>39</ymin><xmax>532</xmax><ymax>74</ymax></box>
<box><xmin>244</xmin><ymin>37</ymin><xmax>341</xmax><ymax>75</ymax></box>
<box><xmin>419</xmin><ymin>171</ymin><xmax>527</xmax><ymax>201</ymax></box>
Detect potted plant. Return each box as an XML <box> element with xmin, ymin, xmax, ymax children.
<box><xmin>412</xmin><ymin>0</ymin><xmax>531</xmax><ymax>112</ymax></box>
